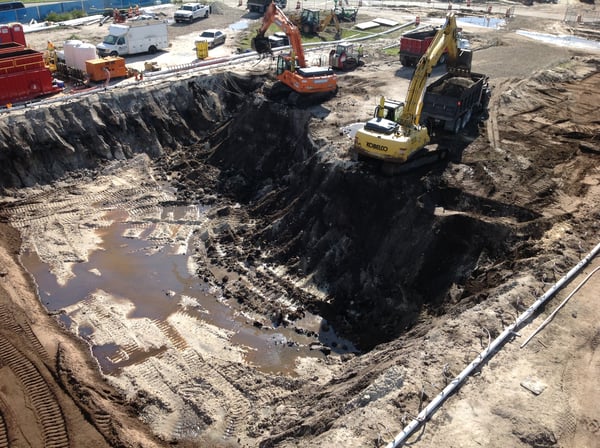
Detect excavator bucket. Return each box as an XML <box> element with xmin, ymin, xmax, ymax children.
<box><xmin>448</xmin><ymin>49</ymin><xmax>472</xmax><ymax>75</ymax></box>
<box><xmin>251</xmin><ymin>36</ymin><xmax>272</xmax><ymax>55</ymax></box>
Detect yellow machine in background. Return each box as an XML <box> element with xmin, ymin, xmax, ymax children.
<box><xmin>291</xmin><ymin>8</ymin><xmax>341</xmax><ymax>38</ymax></box>
<box><xmin>353</xmin><ymin>13</ymin><xmax>472</xmax><ymax>167</ymax></box>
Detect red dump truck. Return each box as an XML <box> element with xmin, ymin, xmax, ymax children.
<box><xmin>399</xmin><ymin>25</ymin><xmax>469</xmax><ymax>67</ymax></box>
<box><xmin>399</xmin><ymin>26</ymin><xmax>443</xmax><ymax>67</ymax></box>
<box><xmin>420</xmin><ymin>72</ymin><xmax>490</xmax><ymax>134</ymax></box>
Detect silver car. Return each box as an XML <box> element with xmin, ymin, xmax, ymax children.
<box><xmin>195</xmin><ymin>29</ymin><xmax>226</xmax><ymax>49</ymax></box>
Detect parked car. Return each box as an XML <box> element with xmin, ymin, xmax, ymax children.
<box><xmin>195</xmin><ymin>29</ymin><xmax>226</xmax><ymax>48</ymax></box>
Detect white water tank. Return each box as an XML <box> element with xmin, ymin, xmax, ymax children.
<box><xmin>72</xmin><ymin>42</ymin><xmax>98</xmax><ymax>72</ymax></box>
<box><xmin>63</xmin><ymin>39</ymin><xmax>82</xmax><ymax>70</ymax></box>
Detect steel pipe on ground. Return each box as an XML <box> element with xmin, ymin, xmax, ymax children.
<box><xmin>385</xmin><ymin>240</ymin><xmax>600</xmax><ymax>448</ymax></box>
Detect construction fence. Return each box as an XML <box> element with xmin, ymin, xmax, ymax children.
<box><xmin>0</xmin><ymin>0</ymin><xmax>171</xmax><ymax>25</ymax></box>
<box><xmin>564</xmin><ymin>5</ymin><xmax>600</xmax><ymax>26</ymax></box>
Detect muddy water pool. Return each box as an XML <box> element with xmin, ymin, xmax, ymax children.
<box><xmin>22</xmin><ymin>202</ymin><xmax>356</xmax><ymax>376</ymax></box>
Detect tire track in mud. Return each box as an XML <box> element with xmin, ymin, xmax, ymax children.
<box><xmin>0</xmin><ymin>304</ymin><xmax>50</xmax><ymax>365</ymax></box>
<box><xmin>0</xmin><ymin>411</ymin><xmax>8</xmax><ymax>448</ymax></box>
<box><xmin>0</xmin><ymin>335</ymin><xmax>69</xmax><ymax>448</ymax></box>
<box><xmin>179</xmin><ymin>349</ymin><xmax>251</xmax><ymax>442</ymax></box>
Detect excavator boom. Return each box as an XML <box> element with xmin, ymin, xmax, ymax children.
<box><xmin>253</xmin><ymin>1</ymin><xmax>306</xmax><ymax>67</ymax></box>
<box><xmin>353</xmin><ymin>13</ymin><xmax>473</xmax><ymax>165</ymax></box>
<box><xmin>251</xmin><ymin>1</ymin><xmax>337</xmax><ymax>101</ymax></box>
<box><xmin>400</xmin><ymin>14</ymin><xmax>463</xmax><ymax>128</ymax></box>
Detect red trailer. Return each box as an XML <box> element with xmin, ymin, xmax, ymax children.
<box><xmin>0</xmin><ymin>41</ymin><xmax>24</xmax><ymax>53</ymax></box>
<box><xmin>0</xmin><ymin>48</ymin><xmax>62</xmax><ymax>106</ymax></box>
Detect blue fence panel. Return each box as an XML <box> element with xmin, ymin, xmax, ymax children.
<box><xmin>15</xmin><ymin>7</ymin><xmax>39</xmax><ymax>22</ymax></box>
<box><xmin>0</xmin><ymin>11</ymin><xmax>18</xmax><ymax>23</ymax></box>
<box><xmin>1</xmin><ymin>0</ymin><xmax>171</xmax><ymax>24</ymax></box>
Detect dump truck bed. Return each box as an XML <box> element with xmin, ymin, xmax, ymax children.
<box><xmin>421</xmin><ymin>72</ymin><xmax>489</xmax><ymax>132</ymax></box>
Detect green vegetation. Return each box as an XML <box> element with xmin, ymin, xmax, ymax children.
<box><xmin>45</xmin><ymin>9</ymin><xmax>87</xmax><ymax>22</ymax></box>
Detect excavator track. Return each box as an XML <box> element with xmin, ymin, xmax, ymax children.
<box><xmin>384</xmin><ymin>146</ymin><xmax>448</xmax><ymax>175</ymax></box>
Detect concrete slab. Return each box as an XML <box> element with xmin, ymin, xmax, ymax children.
<box><xmin>355</xmin><ymin>21</ymin><xmax>380</xmax><ymax>30</ymax></box>
<box><xmin>373</xmin><ymin>18</ymin><xmax>399</xmax><ymax>27</ymax></box>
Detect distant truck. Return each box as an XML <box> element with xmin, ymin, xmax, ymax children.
<box><xmin>174</xmin><ymin>3</ymin><xmax>210</xmax><ymax>23</ymax></box>
<box><xmin>247</xmin><ymin>0</ymin><xmax>286</xmax><ymax>14</ymax></box>
<box><xmin>399</xmin><ymin>27</ymin><xmax>444</xmax><ymax>67</ymax></box>
<box><xmin>421</xmin><ymin>72</ymin><xmax>490</xmax><ymax>134</ymax></box>
<box><xmin>96</xmin><ymin>21</ymin><xmax>169</xmax><ymax>57</ymax></box>
<box><xmin>399</xmin><ymin>26</ymin><xmax>468</xmax><ymax>67</ymax></box>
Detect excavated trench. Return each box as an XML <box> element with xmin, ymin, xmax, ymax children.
<box><xmin>0</xmin><ymin>72</ymin><xmax>543</xmax><ymax>353</ymax></box>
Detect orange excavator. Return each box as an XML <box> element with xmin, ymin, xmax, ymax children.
<box><xmin>251</xmin><ymin>1</ymin><xmax>338</xmax><ymax>106</ymax></box>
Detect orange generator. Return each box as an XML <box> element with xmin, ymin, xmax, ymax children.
<box><xmin>85</xmin><ymin>56</ymin><xmax>129</xmax><ymax>82</ymax></box>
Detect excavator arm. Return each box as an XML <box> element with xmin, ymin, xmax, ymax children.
<box><xmin>252</xmin><ymin>1</ymin><xmax>306</xmax><ymax>68</ymax></box>
<box><xmin>320</xmin><ymin>11</ymin><xmax>341</xmax><ymax>38</ymax></box>
<box><xmin>399</xmin><ymin>13</ymin><xmax>468</xmax><ymax>129</ymax></box>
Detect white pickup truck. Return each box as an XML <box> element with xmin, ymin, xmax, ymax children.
<box><xmin>174</xmin><ymin>3</ymin><xmax>210</xmax><ymax>23</ymax></box>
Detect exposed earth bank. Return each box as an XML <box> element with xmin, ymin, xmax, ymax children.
<box><xmin>1</xmin><ymin>4</ymin><xmax>600</xmax><ymax>448</ymax></box>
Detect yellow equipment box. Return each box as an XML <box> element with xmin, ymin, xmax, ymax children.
<box><xmin>195</xmin><ymin>41</ymin><xmax>208</xmax><ymax>60</ymax></box>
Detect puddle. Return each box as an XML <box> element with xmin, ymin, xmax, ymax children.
<box><xmin>229</xmin><ymin>20</ymin><xmax>249</xmax><ymax>30</ymax></box>
<box><xmin>458</xmin><ymin>16</ymin><xmax>505</xmax><ymax>29</ymax></box>
<box><xmin>516</xmin><ymin>30</ymin><xmax>600</xmax><ymax>51</ymax></box>
<box><xmin>22</xmin><ymin>202</ymin><xmax>356</xmax><ymax>376</ymax></box>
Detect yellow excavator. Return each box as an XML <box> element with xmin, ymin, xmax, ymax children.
<box><xmin>291</xmin><ymin>9</ymin><xmax>342</xmax><ymax>39</ymax></box>
<box><xmin>352</xmin><ymin>13</ymin><xmax>473</xmax><ymax>168</ymax></box>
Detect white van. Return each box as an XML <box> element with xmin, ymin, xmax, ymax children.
<box><xmin>97</xmin><ymin>21</ymin><xmax>169</xmax><ymax>57</ymax></box>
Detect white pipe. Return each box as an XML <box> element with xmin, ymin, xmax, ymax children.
<box><xmin>520</xmin><ymin>264</ymin><xmax>600</xmax><ymax>348</ymax></box>
<box><xmin>385</xmin><ymin>240</ymin><xmax>600</xmax><ymax>448</ymax></box>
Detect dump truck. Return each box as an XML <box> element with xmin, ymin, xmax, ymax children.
<box><xmin>247</xmin><ymin>0</ymin><xmax>286</xmax><ymax>14</ymax></box>
<box><xmin>399</xmin><ymin>25</ymin><xmax>468</xmax><ymax>67</ymax></box>
<box><xmin>96</xmin><ymin>21</ymin><xmax>169</xmax><ymax>57</ymax></box>
<box><xmin>421</xmin><ymin>72</ymin><xmax>490</xmax><ymax>134</ymax></box>
<box><xmin>399</xmin><ymin>27</ymin><xmax>440</xmax><ymax>67</ymax></box>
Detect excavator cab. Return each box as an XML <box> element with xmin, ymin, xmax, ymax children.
<box><xmin>374</xmin><ymin>98</ymin><xmax>404</xmax><ymax>122</ymax></box>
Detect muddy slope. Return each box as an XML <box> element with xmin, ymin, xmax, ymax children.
<box><xmin>0</xmin><ymin>73</ymin><xmax>263</xmax><ymax>189</ymax></box>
